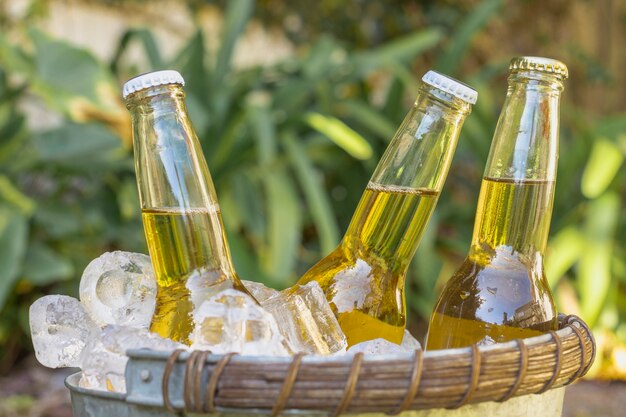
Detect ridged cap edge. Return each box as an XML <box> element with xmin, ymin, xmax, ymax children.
<box><xmin>509</xmin><ymin>56</ymin><xmax>569</xmax><ymax>79</ymax></box>
<box><xmin>421</xmin><ymin>71</ymin><xmax>478</xmax><ymax>105</ymax></box>
<box><xmin>122</xmin><ymin>70</ymin><xmax>185</xmax><ymax>99</ymax></box>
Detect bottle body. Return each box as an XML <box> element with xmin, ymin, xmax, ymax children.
<box><xmin>301</xmin><ymin>183</ymin><xmax>439</xmax><ymax>345</ymax></box>
<box><xmin>125</xmin><ymin>76</ymin><xmax>249</xmax><ymax>344</ymax></box>
<box><xmin>426</xmin><ymin>58</ymin><xmax>567</xmax><ymax>350</ymax></box>
<box><xmin>296</xmin><ymin>73</ymin><xmax>476</xmax><ymax>346</ymax></box>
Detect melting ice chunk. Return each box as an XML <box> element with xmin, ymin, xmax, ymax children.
<box><xmin>261</xmin><ymin>282</ymin><xmax>347</xmax><ymax>355</ymax></box>
<box><xmin>342</xmin><ymin>330</ymin><xmax>422</xmax><ymax>356</ymax></box>
<box><xmin>191</xmin><ymin>289</ymin><xmax>289</xmax><ymax>356</ymax></box>
<box><xmin>400</xmin><ymin>330</ymin><xmax>422</xmax><ymax>351</ymax></box>
<box><xmin>29</xmin><ymin>295</ymin><xmax>98</xmax><ymax>368</ymax></box>
<box><xmin>243</xmin><ymin>280</ymin><xmax>279</xmax><ymax>303</ymax></box>
<box><xmin>80</xmin><ymin>325</ymin><xmax>183</xmax><ymax>392</ymax></box>
<box><xmin>346</xmin><ymin>338</ymin><xmax>408</xmax><ymax>355</ymax></box>
<box><xmin>79</xmin><ymin>251</ymin><xmax>156</xmax><ymax>329</ymax></box>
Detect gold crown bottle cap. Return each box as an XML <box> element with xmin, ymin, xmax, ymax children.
<box><xmin>422</xmin><ymin>70</ymin><xmax>478</xmax><ymax>104</ymax></box>
<box><xmin>122</xmin><ymin>70</ymin><xmax>185</xmax><ymax>99</ymax></box>
<box><xmin>509</xmin><ymin>56</ymin><xmax>568</xmax><ymax>79</ymax></box>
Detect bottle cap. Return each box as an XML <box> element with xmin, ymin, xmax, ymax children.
<box><xmin>421</xmin><ymin>71</ymin><xmax>478</xmax><ymax>105</ymax></box>
<box><xmin>509</xmin><ymin>56</ymin><xmax>568</xmax><ymax>79</ymax></box>
<box><xmin>122</xmin><ymin>70</ymin><xmax>185</xmax><ymax>99</ymax></box>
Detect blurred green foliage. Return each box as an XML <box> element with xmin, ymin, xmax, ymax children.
<box><xmin>0</xmin><ymin>0</ymin><xmax>624</xmax><ymax>377</ymax></box>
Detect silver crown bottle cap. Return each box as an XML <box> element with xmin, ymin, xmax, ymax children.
<box><xmin>122</xmin><ymin>70</ymin><xmax>185</xmax><ymax>99</ymax></box>
<box><xmin>421</xmin><ymin>70</ymin><xmax>478</xmax><ymax>105</ymax></box>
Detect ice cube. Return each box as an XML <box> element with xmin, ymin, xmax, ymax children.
<box><xmin>243</xmin><ymin>280</ymin><xmax>279</xmax><ymax>303</ymax></box>
<box><xmin>400</xmin><ymin>330</ymin><xmax>422</xmax><ymax>351</ymax></box>
<box><xmin>346</xmin><ymin>338</ymin><xmax>406</xmax><ymax>355</ymax></box>
<box><xmin>79</xmin><ymin>251</ymin><xmax>156</xmax><ymax>329</ymax></box>
<box><xmin>478</xmin><ymin>335</ymin><xmax>497</xmax><ymax>346</ymax></box>
<box><xmin>80</xmin><ymin>325</ymin><xmax>183</xmax><ymax>392</ymax></box>
<box><xmin>29</xmin><ymin>295</ymin><xmax>98</xmax><ymax>368</ymax></box>
<box><xmin>185</xmin><ymin>267</ymin><xmax>235</xmax><ymax>310</ymax></box>
<box><xmin>261</xmin><ymin>282</ymin><xmax>347</xmax><ymax>355</ymax></box>
<box><xmin>191</xmin><ymin>289</ymin><xmax>289</xmax><ymax>356</ymax></box>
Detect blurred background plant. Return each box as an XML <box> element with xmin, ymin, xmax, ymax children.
<box><xmin>0</xmin><ymin>0</ymin><xmax>625</xmax><ymax>393</ymax></box>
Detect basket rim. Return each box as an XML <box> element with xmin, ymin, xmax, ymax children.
<box><xmin>104</xmin><ymin>313</ymin><xmax>595</xmax><ymax>415</ymax></box>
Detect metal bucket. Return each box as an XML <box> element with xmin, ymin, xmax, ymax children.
<box><xmin>65</xmin><ymin>349</ymin><xmax>566</xmax><ymax>417</ymax></box>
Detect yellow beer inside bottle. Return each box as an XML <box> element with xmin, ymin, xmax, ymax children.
<box><xmin>304</xmin><ymin>183</ymin><xmax>439</xmax><ymax>345</ymax></box>
<box><xmin>426</xmin><ymin>57</ymin><xmax>568</xmax><ymax>350</ymax></box>
<box><xmin>295</xmin><ymin>72</ymin><xmax>476</xmax><ymax>347</ymax></box>
<box><xmin>426</xmin><ymin>178</ymin><xmax>557</xmax><ymax>349</ymax></box>
<box><xmin>125</xmin><ymin>74</ymin><xmax>251</xmax><ymax>344</ymax></box>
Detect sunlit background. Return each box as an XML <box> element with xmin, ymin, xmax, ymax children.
<box><xmin>0</xmin><ymin>0</ymin><xmax>625</xmax><ymax>416</ymax></box>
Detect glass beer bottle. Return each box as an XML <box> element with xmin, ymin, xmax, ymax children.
<box><xmin>123</xmin><ymin>70</ymin><xmax>251</xmax><ymax>344</ymax></box>
<box><xmin>426</xmin><ymin>57</ymin><xmax>568</xmax><ymax>350</ymax></box>
<box><xmin>295</xmin><ymin>71</ymin><xmax>477</xmax><ymax>347</ymax></box>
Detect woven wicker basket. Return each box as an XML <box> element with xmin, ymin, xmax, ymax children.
<box><xmin>139</xmin><ymin>314</ymin><xmax>595</xmax><ymax>416</ymax></box>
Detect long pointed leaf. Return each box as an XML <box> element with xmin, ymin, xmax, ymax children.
<box><xmin>110</xmin><ymin>28</ymin><xmax>163</xmax><ymax>73</ymax></box>
<box><xmin>436</xmin><ymin>0</ymin><xmax>504</xmax><ymax>75</ymax></box>
<box><xmin>305</xmin><ymin>112</ymin><xmax>373</xmax><ymax>160</ymax></box>
<box><xmin>283</xmin><ymin>132</ymin><xmax>339</xmax><ymax>254</ymax></box>
<box><xmin>579</xmin><ymin>192</ymin><xmax>620</xmax><ymax>326</ymax></box>
<box><xmin>212</xmin><ymin>0</ymin><xmax>253</xmax><ymax>89</ymax></box>
<box><xmin>0</xmin><ymin>205</ymin><xmax>28</xmax><ymax>309</ymax></box>
<box><xmin>261</xmin><ymin>172</ymin><xmax>301</xmax><ymax>284</ymax></box>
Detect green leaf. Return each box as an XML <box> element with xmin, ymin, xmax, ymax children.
<box><xmin>0</xmin><ymin>33</ymin><xmax>35</xmax><ymax>76</ymax></box>
<box><xmin>340</xmin><ymin>100</ymin><xmax>396</xmax><ymax>141</ymax></box>
<box><xmin>436</xmin><ymin>0</ymin><xmax>504</xmax><ymax>75</ymax></box>
<box><xmin>212</xmin><ymin>0</ymin><xmax>253</xmax><ymax>89</ymax></box>
<box><xmin>110</xmin><ymin>28</ymin><xmax>163</xmax><ymax>73</ymax></box>
<box><xmin>408</xmin><ymin>213</ymin><xmax>443</xmax><ymax>319</ymax></box>
<box><xmin>0</xmin><ymin>175</ymin><xmax>35</xmax><ymax>216</ymax></box>
<box><xmin>22</xmin><ymin>242</ymin><xmax>74</xmax><ymax>285</ymax></box>
<box><xmin>305</xmin><ymin>112</ymin><xmax>373</xmax><ymax>160</ymax></box>
<box><xmin>116</xmin><ymin>178</ymin><xmax>140</xmax><ymax>221</ymax></box>
<box><xmin>33</xmin><ymin>123</ymin><xmax>125</xmax><ymax>168</ymax></box>
<box><xmin>229</xmin><ymin>173</ymin><xmax>266</xmax><ymax>239</ymax></box>
<box><xmin>579</xmin><ymin>192</ymin><xmax>620</xmax><ymax>326</ymax></box>
<box><xmin>581</xmin><ymin>138</ymin><xmax>623</xmax><ymax>198</ymax></box>
<box><xmin>261</xmin><ymin>172</ymin><xmax>301</xmax><ymax>283</ymax></box>
<box><xmin>28</xmin><ymin>29</ymin><xmax>120</xmax><ymax>116</ymax></box>
<box><xmin>545</xmin><ymin>227</ymin><xmax>585</xmax><ymax>287</ymax></box>
<box><xmin>283</xmin><ymin>132</ymin><xmax>339</xmax><ymax>254</ymax></box>
<box><xmin>172</xmin><ymin>30</ymin><xmax>209</xmax><ymax>105</ymax></box>
<box><xmin>247</xmin><ymin>92</ymin><xmax>277</xmax><ymax>165</ymax></box>
<box><xmin>0</xmin><ymin>205</ymin><xmax>28</xmax><ymax>309</ymax></box>
<box><xmin>352</xmin><ymin>29</ymin><xmax>443</xmax><ymax>74</ymax></box>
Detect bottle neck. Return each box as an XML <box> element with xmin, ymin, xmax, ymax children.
<box><xmin>470</xmin><ymin>72</ymin><xmax>563</xmax><ymax>259</ymax></box>
<box><xmin>343</xmin><ymin>86</ymin><xmax>471</xmax><ymax>267</ymax></box>
<box><xmin>126</xmin><ymin>85</ymin><xmax>237</xmax><ymax>278</ymax></box>
<box><xmin>126</xmin><ymin>85</ymin><xmax>217</xmax><ymax>211</ymax></box>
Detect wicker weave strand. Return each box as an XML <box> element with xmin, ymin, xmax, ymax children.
<box><xmin>193</xmin><ymin>351</ymin><xmax>210</xmax><ymax>412</ymax></box>
<box><xmin>184</xmin><ymin>350</ymin><xmax>202</xmax><ymax>411</ymax></box>
<box><xmin>205</xmin><ymin>352</ymin><xmax>237</xmax><ymax>413</ymax></box>
<box><xmin>564</xmin><ymin>315</ymin><xmax>595</xmax><ymax>376</ymax></box>
<box><xmin>536</xmin><ymin>331</ymin><xmax>562</xmax><ymax>394</ymax></box>
<box><xmin>388</xmin><ymin>349</ymin><xmax>424</xmax><ymax>415</ymax></box>
<box><xmin>565</xmin><ymin>323</ymin><xmax>588</xmax><ymax>384</ymax></box>
<box><xmin>498</xmin><ymin>338</ymin><xmax>528</xmax><ymax>402</ymax></box>
<box><xmin>449</xmin><ymin>344</ymin><xmax>481</xmax><ymax>409</ymax></box>
<box><xmin>162</xmin><ymin>348</ymin><xmax>185</xmax><ymax>413</ymax></box>
<box><xmin>331</xmin><ymin>352</ymin><xmax>364</xmax><ymax>417</ymax></box>
<box><xmin>270</xmin><ymin>353</ymin><xmax>305</xmax><ymax>417</ymax></box>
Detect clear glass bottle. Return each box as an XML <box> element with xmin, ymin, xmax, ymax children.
<box><xmin>123</xmin><ymin>70</ymin><xmax>251</xmax><ymax>344</ymax></box>
<box><xmin>426</xmin><ymin>57</ymin><xmax>568</xmax><ymax>350</ymax></box>
<box><xmin>294</xmin><ymin>71</ymin><xmax>477</xmax><ymax>347</ymax></box>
